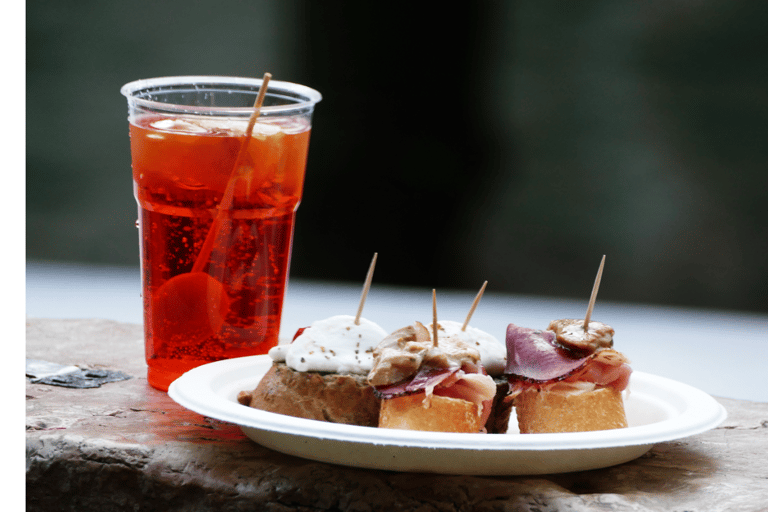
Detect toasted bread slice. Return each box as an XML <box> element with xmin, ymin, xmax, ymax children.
<box><xmin>237</xmin><ymin>362</ymin><xmax>380</xmax><ymax>427</ymax></box>
<box><xmin>378</xmin><ymin>393</ymin><xmax>483</xmax><ymax>433</ymax></box>
<box><xmin>514</xmin><ymin>386</ymin><xmax>627</xmax><ymax>433</ymax></box>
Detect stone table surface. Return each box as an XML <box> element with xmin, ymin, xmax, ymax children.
<box><xmin>26</xmin><ymin>318</ymin><xmax>768</xmax><ymax>512</ymax></box>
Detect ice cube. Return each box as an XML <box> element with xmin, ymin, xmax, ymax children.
<box><xmin>272</xmin><ymin>118</ymin><xmax>310</xmax><ymax>135</ymax></box>
<box><xmin>195</xmin><ymin>118</ymin><xmax>248</xmax><ymax>135</ymax></box>
<box><xmin>150</xmin><ymin>118</ymin><xmax>209</xmax><ymax>134</ymax></box>
<box><xmin>250</xmin><ymin>122</ymin><xmax>283</xmax><ymax>138</ymax></box>
<box><xmin>203</xmin><ymin>119</ymin><xmax>284</xmax><ymax>138</ymax></box>
<box><xmin>148</xmin><ymin>117</ymin><xmax>291</xmax><ymax>137</ymax></box>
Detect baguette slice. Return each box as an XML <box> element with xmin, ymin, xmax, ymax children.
<box><xmin>237</xmin><ymin>362</ymin><xmax>380</xmax><ymax>427</ymax></box>
<box><xmin>514</xmin><ymin>386</ymin><xmax>627</xmax><ymax>433</ymax></box>
<box><xmin>378</xmin><ymin>393</ymin><xmax>483</xmax><ymax>433</ymax></box>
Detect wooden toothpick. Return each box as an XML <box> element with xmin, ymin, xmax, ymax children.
<box><xmin>583</xmin><ymin>255</ymin><xmax>606</xmax><ymax>330</ymax></box>
<box><xmin>354</xmin><ymin>253</ymin><xmax>378</xmax><ymax>325</ymax></box>
<box><xmin>462</xmin><ymin>280</ymin><xmax>488</xmax><ymax>331</ymax></box>
<box><xmin>432</xmin><ymin>289</ymin><xmax>439</xmax><ymax>347</ymax></box>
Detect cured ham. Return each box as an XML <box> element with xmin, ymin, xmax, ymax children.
<box><xmin>563</xmin><ymin>353</ymin><xmax>632</xmax><ymax>391</ymax></box>
<box><xmin>372</xmin><ymin>362</ymin><xmax>496</xmax><ymax>423</ymax></box>
<box><xmin>504</xmin><ymin>323</ymin><xmax>631</xmax><ymax>391</ymax></box>
<box><xmin>368</xmin><ymin>321</ymin><xmax>498</xmax><ymax>432</ymax></box>
<box><xmin>372</xmin><ymin>366</ymin><xmax>457</xmax><ymax>398</ymax></box>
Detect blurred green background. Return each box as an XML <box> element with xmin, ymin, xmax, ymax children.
<box><xmin>26</xmin><ymin>1</ymin><xmax>768</xmax><ymax>313</ymax></box>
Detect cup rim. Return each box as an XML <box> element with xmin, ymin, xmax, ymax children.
<box><xmin>120</xmin><ymin>75</ymin><xmax>322</xmax><ymax>116</ymax></box>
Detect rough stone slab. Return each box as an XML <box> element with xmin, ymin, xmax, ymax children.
<box><xmin>26</xmin><ymin>318</ymin><xmax>768</xmax><ymax>511</ymax></box>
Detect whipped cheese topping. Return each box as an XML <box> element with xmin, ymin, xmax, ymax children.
<box><xmin>428</xmin><ymin>320</ymin><xmax>506</xmax><ymax>376</ymax></box>
<box><xmin>268</xmin><ymin>315</ymin><xmax>387</xmax><ymax>374</ymax></box>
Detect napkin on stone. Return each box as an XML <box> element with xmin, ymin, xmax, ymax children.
<box><xmin>26</xmin><ymin>359</ymin><xmax>131</xmax><ymax>388</ymax></box>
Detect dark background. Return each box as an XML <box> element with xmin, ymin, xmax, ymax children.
<box><xmin>26</xmin><ymin>1</ymin><xmax>768</xmax><ymax>313</ymax></box>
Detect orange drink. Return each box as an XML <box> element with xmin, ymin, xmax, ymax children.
<box><xmin>122</xmin><ymin>77</ymin><xmax>321</xmax><ymax>391</ymax></box>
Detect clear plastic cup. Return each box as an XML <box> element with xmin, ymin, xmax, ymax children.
<box><xmin>121</xmin><ymin>76</ymin><xmax>321</xmax><ymax>391</ymax></box>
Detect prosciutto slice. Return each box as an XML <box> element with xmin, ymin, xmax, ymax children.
<box><xmin>373</xmin><ymin>365</ymin><xmax>457</xmax><ymax>399</ymax></box>
<box><xmin>504</xmin><ymin>323</ymin><xmax>631</xmax><ymax>391</ymax></box>
<box><xmin>372</xmin><ymin>362</ymin><xmax>497</xmax><ymax>427</ymax></box>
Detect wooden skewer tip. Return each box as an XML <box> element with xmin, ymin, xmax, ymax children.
<box><xmin>432</xmin><ymin>289</ymin><xmax>439</xmax><ymax>347</ymax></box>
<box><xmin>462</xmin><ymin>280</ymin><xmax>488</xmax><ymax>331</ymax></box>
<box><xmin>354</xmin><ymin>252</ymin><xmax>378</xmax><ymax>325</ymax></box>
<box><xmin>583</xmin><ymin>255</ymin><xmax>606</xmax><ymax>330</ymax></box>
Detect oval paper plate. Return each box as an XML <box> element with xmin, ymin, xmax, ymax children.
<box><xmin>168</xmin><ymin>355</ymin><xmax>726</xmax><ymax>475</ymax></box>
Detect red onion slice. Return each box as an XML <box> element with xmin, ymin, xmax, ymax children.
<box><xmin>373</xmin><ymin>366</ymin><xmax>458</xmax><ymax>399</ymax></box>
<box><xmin>504</xmin><ymin>324</ymin><xmax>591</xmax><ymax>382</ymax></box>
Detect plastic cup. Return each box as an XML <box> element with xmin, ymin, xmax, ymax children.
<box><xmin>121</xmin><ymin>76</ymin><xmax>321</xmax><ymax>391</ymax></box>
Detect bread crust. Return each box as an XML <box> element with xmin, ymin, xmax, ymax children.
<box><xmin>486</xmin><ymin>379</ymin><xmax>513</xmax><ymax>434</ymax></box>
<box><xmin>237</xmin><ymin>362</ymin><xmax>380</xmax><ymax>427</ymax></box>
<box><xmin>378</xmin><ymin>393</ymin><xmax>483</xmax><ymax>433</ymax></box>
<box><xmin>514</xmin><ymin>386</ymin><xmax>627</xmax><ymax>433</ymax></box>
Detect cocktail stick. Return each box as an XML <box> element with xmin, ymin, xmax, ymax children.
<box><xmin>432</xmin><ymin>289</ymin><xmax>439</xmax><ymax>347</ymax></box>
<box><xmin>583</xmin><ymin>255</ymin><xmax>606</xmax><ymax>330</ymax></box>
<box><xmin>462</xmin><ymin>281</ymin><xmax>488</xmax><ymax>331</ymax></box>
<box><xmin>354</xmin><ymin>253</ymin><xmax>378</xmax><ymax>325</ymax></box>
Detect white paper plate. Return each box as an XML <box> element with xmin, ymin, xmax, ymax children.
<box><xmin>168</xmin><ymin>355</ymin><xmax>726</xmax><ymax>475</ymax></box>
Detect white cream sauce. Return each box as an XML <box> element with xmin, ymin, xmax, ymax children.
<box><xmin>428</xmin><ymin>320</ymin><xmax>507</xmax><ymax>376</ymax></box>
<box><xmin>268</xmin><ymin>315</ymin><xmax>387</xmax><ymax>374</ymax></box>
